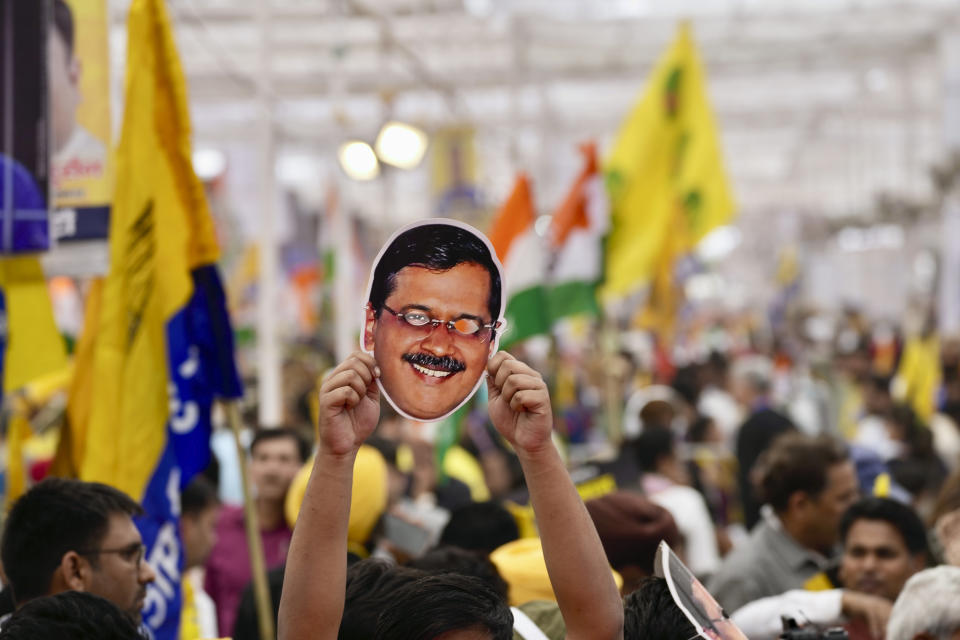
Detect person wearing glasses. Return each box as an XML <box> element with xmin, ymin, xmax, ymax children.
<box><xmin>363</xmin><ymin>221</ymin><xmax>505</xmax><ymax>421</ymax></box>
<box><xmin>0</xmin><ymin>478</ymin><xmax>156</xmax><ymax>625</ymax></box>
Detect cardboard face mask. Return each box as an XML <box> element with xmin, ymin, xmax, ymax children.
<box><xmin>655</xmin><ymin>542</ymin><xmax>748</xmax><ymax>640</ymax></box>
<box><xmin>361</xmin><ymin>219</ymin><xmax>506</xmax><ymax>422</ymax></box>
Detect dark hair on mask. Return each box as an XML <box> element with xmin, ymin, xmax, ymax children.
<box><xmin>367</xmin><ymin>223</ymin><xmax>502</xmax><ymax>324</ymax></box>
<box><xmin>439</xmin><ymin>501</ymin><xmax>519</xmax><ymax>555</ymax></box>
<box><xmin>0</xmin><ymin>591</ymin><xmax>144</xmax><ymax>640</ymax></box>
<box><xmin>840</xmin><ymin>497</ymin><xmax>929</xmax><ymax>557</ymax></box>
<box><xmin>373</xmin><ymin>572</ymin><xmax>513</xmax><ymax>640</ymax></box>
<box><xmin>249</xmin><ymin>426</ymin><xmax>310</xmax><ymax>464</ymax></box>
<box><xmin>1</xmin><ymin>478</ymin><xmax>142</xmax><ymax>605</ymax></box>
<box><xmin>406</xmin><ymin>545</ymin><xmax>509</xmax><ymax>603</ymax></box>
<box><xmin>52</xmin><ymin>0</ymin><xmax>75</xmax><ymax>55</ymax></box>
<box><xmin>623</xmin><ymin>577</ymin><xmax>697</xmax><ymax>640</ymax></box>
<box><xmin>340</xmin><ymin>560</ymin><xmax>424</xmax><ymax>640</ymax></box>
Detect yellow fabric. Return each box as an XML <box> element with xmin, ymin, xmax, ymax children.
<box><xmin>179</xmin><ymin>573</ymin><xmax>200</xmax><ymax>640</ymax></box>
<box><xmin>803</xmin><ymin>572</ymin><xmax>836</xmax><ymax>592</ymax></box>
<box><xmin>506</xmin><ymin>475</ymin><xmax>617</xmax><ymax>540</ymax></box>
<box><xmin>442</xmin><ymin>445</ymin><xmax>490</xmax><ymax>502</ymax></box>
<box><xmin>601</xmin><ymin>23</ymin><xmax>735</xmax><ymax>301</ymax></box>
<box><xmin>0</xmin><ymin>257</ymin><xmax>69</xmax><ymax>391</ymax></box>
<box><xmin>396</xmin><ymin>443</ymin><xmax>414</xmax><ymax>473</ymax></box>
<box><xmin>490</xmin><ymin>537</ymin><xmax>623</xmax><ymax>606</ymax></box>
<box><xmin>0</xmin><ymin>256</ymin><xmax>69</xmax><ymax>507</ymax></box>
<box><xmin>5</xmin><ymin>414</ymin><xmax>31</xmax><ymax>509</ymax></box>
<box><xmin>77</xmin><ymin>0</ymin><xmax>217</xmax><ymax>498</ymax></box>
<box><xmin>873</xmin><ymin>472</ymin><xmax>891</xmax><ymax>497</ymax></box>
<box><xmin>895</xmin><ymin>334</ymin><xmax>940</xmax><ymax>424</ymax></box>
<box><xmin>52</xmin><ymin>279</ymin><xmax>103</xmax><ymax>478</ymax></box>
<box><xmin>285</xmin><ymin>445</ymin><xmax>388</xmax><ymax>549</ymax></box>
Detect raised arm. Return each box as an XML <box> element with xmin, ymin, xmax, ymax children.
<box><xmin>277</xmin><ymin>352</ymin><xmax>380</xmax><ymax>640</ymax></box>
<box><xmin>487</xmin><ymin>352</ymin><xmax>624</xmax><ymax>640</ymax></box>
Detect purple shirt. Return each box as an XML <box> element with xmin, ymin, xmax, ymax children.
<box><xmin>204</xmin><ymin>505</ymin><xmax>292</xmax><ymax>636</ymax></box>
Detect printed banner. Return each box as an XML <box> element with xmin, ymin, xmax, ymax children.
<box><xmin>50</xmin><ymin>0</ymin><xmax>112</xmax><ymax>242</ymax></box>
<box><xmin>0</xmin><ymin>0</ymin><xmax>51</xmax><ymax>253</ymax></box>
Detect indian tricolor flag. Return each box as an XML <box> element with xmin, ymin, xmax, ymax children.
<box><xmin>547</xmin><ymin>142</ymin><xmax>608</xmax><ymax>320</ymax></box>
<box><xmin>488</xmin><ymin>173</ymin><xmax>550</xmax><ymax>346</ymax></box>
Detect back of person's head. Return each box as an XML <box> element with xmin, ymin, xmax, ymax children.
<box><xmin>623</xmin><ymin>577</ymin><xmax>696</xmax><ymax>640</ymax></box>
<box><xmin>181</xmin><ymin>474</ymin><xmax>219</xmax><ymax>518</ymax></box>
<box><xmin>840</xmin><ymin>497</ymin><xmax>929</xmax><ymax>556</ymax></box>
<box><xmin>585</xmin><ymin>491</ymin><xmax>680</xmax><ymax>575</ymax></box>
<box><xmin>406</xmin><ymin>546</ymin><xmax>509</xmax><ymax>603</ymax></box>
<box><xmin>440</xmin><ymin>501</ymin><xmax>519</xmax><ymax>555</ymax></box>
<box><xmin>730</xmin><ymin>355</ymin><xmax>773</xmax><ymax>395</ymax></box>
<box><xmin>340</xmin><ymin>560</ymin><xmax>424</xmax><ymax>640</ymax></box>
<box><xmin>635</xmin><ymin>427</ymin><xmax>675</xmax><ymax>473</ymax></box>
<box><xmin>0</xmin><ymin>478</ymin><xmax>141</xmax><ymax>604</ymax></box>
<box><xmin>373</xmin><ymin>573</ymin><xmax>513</xmax><ymax>640</ymax></box>
<box><xmin>0</xmin><ymin>591</ymin><xmax>143</xmax><ymax>640</ymax></box>
<box><xmin>180</xmin><ymin>475</ymin><xmax>221</xmax><ymax>570</ymax></box>
<box><xmin>886</xmin><ymin>566</ymin><xmax>960</xmax><ymax>640</ymax></box>
<box><xmin>249</xmin><ymin>426</ymin><xmax>310</xmax><ymax>463</ymax></box>
<box><xmin>758</xmin><ymin>432</ymin><xmax>850</xmax><ymax>515</ymax></box>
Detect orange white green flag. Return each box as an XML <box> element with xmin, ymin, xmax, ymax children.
<box><xmin>487</xmin><ymin>174</ymin><xmax>550</xmax><ymax>346</ymax></box>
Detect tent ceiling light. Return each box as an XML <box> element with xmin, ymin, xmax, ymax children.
<box><xmin>375</xmin><ymin>121</ymin><xmax>428</xmax><ymax>170</ymax></box>
<box><xmin>338</xmin><ymin>141</ymin><xmax>380</xmax><ymax>181</ymax></box>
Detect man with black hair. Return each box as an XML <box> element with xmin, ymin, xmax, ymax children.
<box><xmin>407</xmin><ymin>546</ymin><xmax>510</xmax><ymax>603</ymax></box>
<box><xmin>729</xmin><ymin>355</ymin><xmax>795</xmax><ymax>529</ymax></box>
<box><xmin>363</xmin><ymin>223</ymin><xmax>504</xmax><ymax>421</ymax></box>
<box><xmin>375</xmin><ymin>573</ymin><xmax>513</xmax><ymax>640</ymax></box>
<box><xmin>340</xmin><ymin>560</ymin><xmax>425</xmax><ymax>640</ymax></box>
<box><xmin>440</xmin><ymin>501</ymin><xmax>520</xmax><ymax>555</ymax></box>
<box><xmin>206</xmin><ymin>427</ymin><xmax>309</xmax><ymax>636</ymax></box>
<box><xmin>732</xmin><ymin>497</ymin><xmax>927</xmax><ymax>640</ymax></box>
<box><xmin>623</xmin><ymin>577</ymin><xmax>697</xmax><ymax>640</ymax></box>
<box><xmin>709</xmin><ymin>433</ymin><xmax>859</xmax><ymax>612</ymax></box>
<box><xmin>635</xmin><ymin>428</ymin><xmax>719</xmax><ymax>578</ymax></box>
<box><xmin>180</xmin><ymin>476</ymin><xmax>220</xmax><ymax>639</ymax></box>
<box><xmin>0</xmin><ymin>591</ymin><xmax>144</xmax><ymax>640</ymax></box>
<box><xmin>0</xmin><ymin>478</ymin><xmax>155</xmax><ymax>623</ymax></box>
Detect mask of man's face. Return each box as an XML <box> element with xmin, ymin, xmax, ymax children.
<box><xmin>47</xmin><ymin>26</ymin><xmax>81</xmax><ymax>153</ymax></box>
<box><xmin>364</xmin><ymin>262</ymin><xmax>497</xmax><ymax>421</ymax></box>
<box><xmin>839</xmin><ymin>518</ymin><xmax>925</xmax><ymax>601</ymax></box>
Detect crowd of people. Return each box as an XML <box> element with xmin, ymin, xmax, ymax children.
<box><xmin>0</xmin><ymin>226</ymin><xmax>959</xmax><ymax>640</ymax></box>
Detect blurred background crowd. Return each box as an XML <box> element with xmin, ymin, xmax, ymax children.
<box><xmin>4</xmin><ymin>0</ymin><xmax>960</xmax><ymax>638</ymax></box>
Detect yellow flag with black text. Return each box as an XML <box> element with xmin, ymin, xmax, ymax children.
<box><xmin>601</xmin><ymin>23</ymin><xmax>735</xmax><ymax>300</ymax></box>
<box><xmin>71</xmin><ymin>0</ymin><xmax>242</xmax><ymax>637</ymax></box>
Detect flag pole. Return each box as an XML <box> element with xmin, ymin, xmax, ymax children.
<box><xmin>224</xmin><ymin>401</ymin><xmax>275</xmax><ymax>640</ymax></box>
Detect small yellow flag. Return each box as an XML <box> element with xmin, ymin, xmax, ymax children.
<box><xmin>601</xmin><ymin>23</ymin><xmax>735</xmax><ymax>301</ymax></box>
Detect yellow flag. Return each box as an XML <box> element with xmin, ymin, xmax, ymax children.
<box><xmin>51</xmin><ymin>278</ymin><xmax>103</xmax><ymax>478</ymax></box>
<box><xmin>81</xmin><ymin>0</ymin><xmax>215</xmax><ymax>501</ymax></box>
<box><xmin>0</xmin><ymin>256</ymin><xmax>69</xmax><ymax>506</ymax></box>
<box><xmin>601</xmin><ymin>23</ymin><xmax>735</xmax><ymax>300</ymax></box>
<box><xmin>895</xmin><ymin>333</ymin><xmax>940</xmax><ymax>424</ymax></box>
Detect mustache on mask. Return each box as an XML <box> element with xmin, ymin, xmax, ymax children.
<box><xmin>402</xmin><ymin>352</ymin><xmax>466</xmax><ymax>373</ymax></box>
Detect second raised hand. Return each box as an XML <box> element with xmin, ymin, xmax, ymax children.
<box><xmin>486</xmin><ymin>352</ymin><xmax>553</xmax><ymax>455</ymax></box>
<box><xmin>317</xmin><ymin>351</ymin><xmax>381</xmax><ymax>458</ymax></box>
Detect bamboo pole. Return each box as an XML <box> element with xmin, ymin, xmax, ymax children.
<box><xmin>224</xmin><ymin>401</ymin><xmax>275</xmax><ymax>640</ymax></box>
